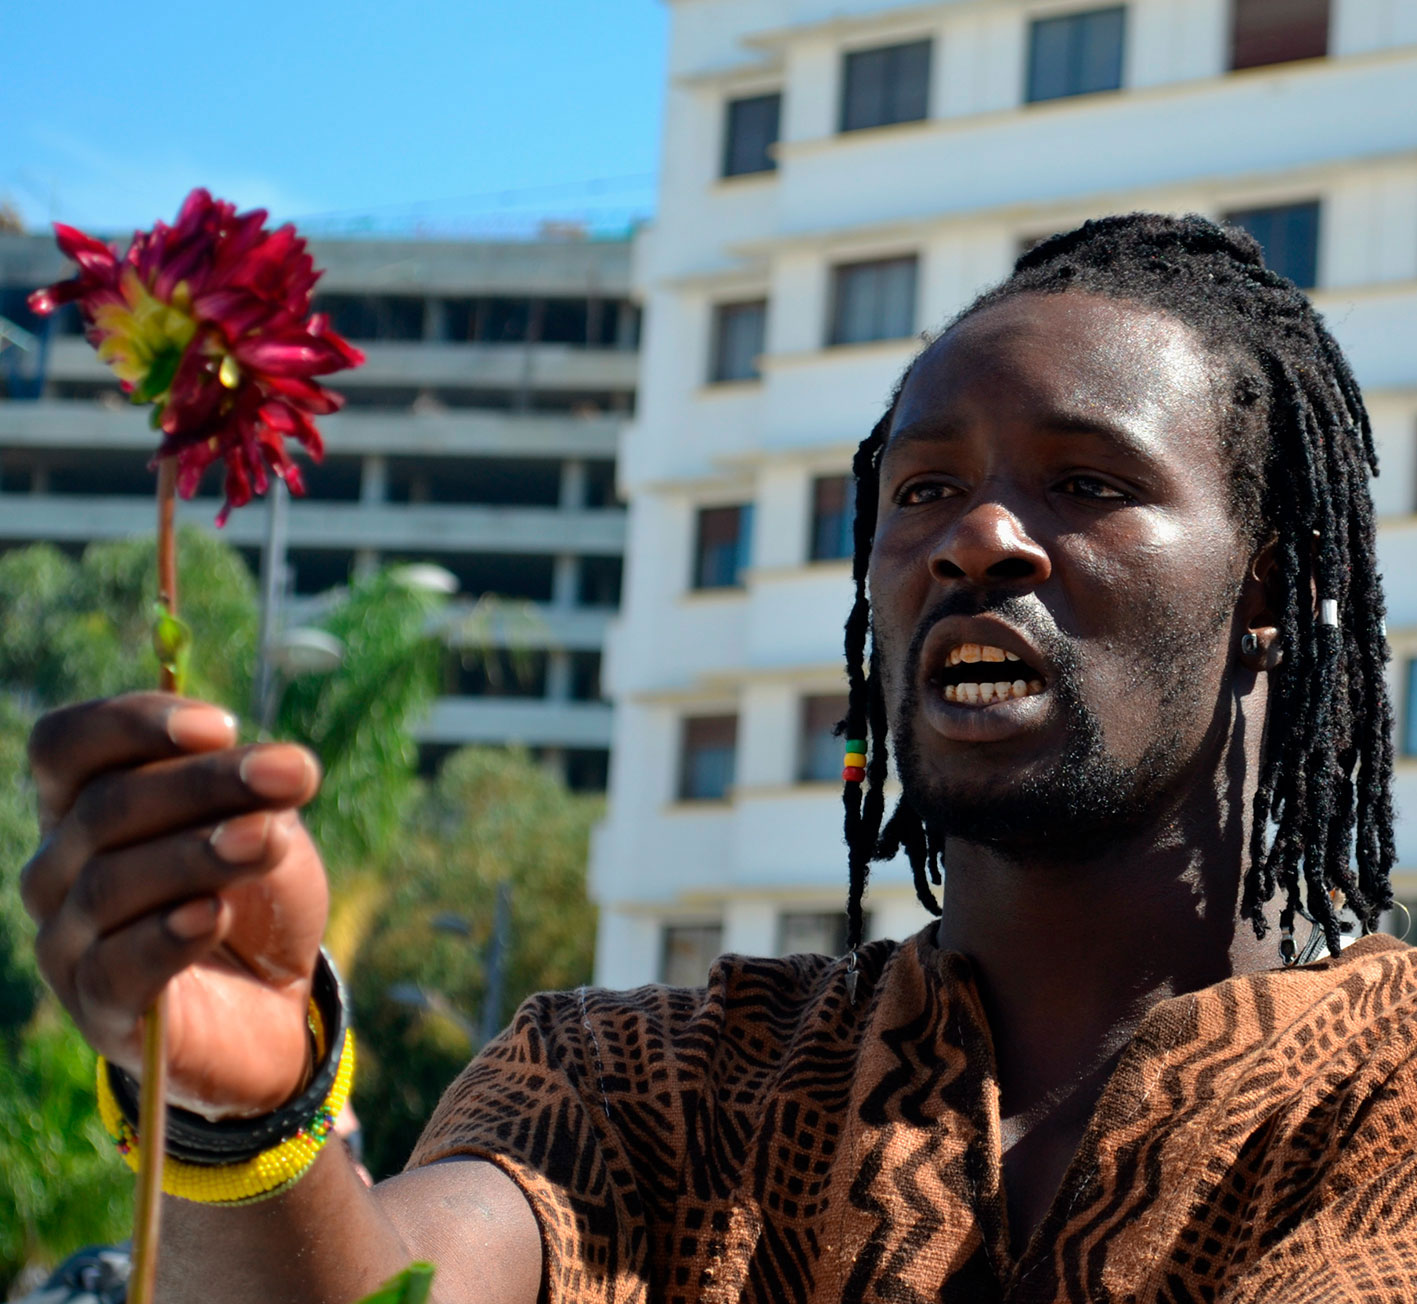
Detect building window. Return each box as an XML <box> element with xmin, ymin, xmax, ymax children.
<box><xmin>568</xmin><ymin>651</ymin><xmax>604</xmax><ymax>702</ymax></box>
<box><xmin>829</xmin><ymin>256</ymin><xmax>918</xmax><ymax>347</ymax></box>
<box><xmin>1231</xmin><ymin>0</ymin><xmax>1329</xmax><ymax>70</ymax></box>
<box><xmin>1026</xmin><ymin>7</ymin><xmax>1126</xmax><ymax>103</ymax></box>
<box><xmin>578</xmin><ymin>555</ymin><xmax>624</xmax><ymax>607</ymax></box>
<box><xmin>565</xmin><ymin>748</ymin><xmax>610</xmax><ymax>793</ymax></box>
<box><xmin>1224</xmin><ymin>201</ymin><xmax>1321</xmax><ymax>289</ymax></box>
<box><xmin>314</xmin><ymin>294</ymin><xmax>426</xmax><ymax>342</ymax></box>
<box><xmin>799</xmin><ymin>694</ymin><xmax>849</xmax><ymax>783</ymax></box>
<box><xmin>779</xmin><ymin>910</ymin><xmax>863</xmax><ymax>957</ymax></box>
<box><xmin>661</xmin><ymin>923</ymin><xmax>724</xmax><ymax>986</ymax></box>
<box><xmin>710</xmin><ymin>300</ymin><xmax>768</xmax><ymax>384</ymax></box>
<box><xmin>583</xmin><ymin>459</ymin><xmax>620</xmax><ymax>509</ymax></box>
<box><xmin>679</xmin><ymin>715</ymin><xmax>738</xmax><ymax>801</ymax></box>
<box><xmin>447</xmin><ymin>648</ymin><xmax>550</xmax><ymax>699</ymax></box>
<box><xmin>809</xmin><ymin>474</ymin><xmax>856</xmax><ymax>562</ymax></box>
<box><xmin>693</xmin><ymin>504</ymin><xmax>753</xmax><ymax>589</ymax></box>
<box><xmin>1405</xmin><ymin>660</ymin><xmax>1417</xmax><ymax>757</ymax></box>
<box><xmin>840</xmin><ymin>40</ymin><xmax>932</xmax><ymax>133</ymax></box>
<box><xmin>722</xmin><ymin>93</ymin><xmax>781</xmax><ymax>177</ymax></box>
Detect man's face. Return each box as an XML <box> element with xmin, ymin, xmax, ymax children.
<box><xmin>869</xmin><ymin>290</ymin><xmax>1254</xmax><ymax>851</ymax></box>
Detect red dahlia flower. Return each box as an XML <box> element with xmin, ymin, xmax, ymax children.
<box><xmin>29</xmin><ymin>188</ymin><xmax>364</xmax><ymax>524</ymax></box>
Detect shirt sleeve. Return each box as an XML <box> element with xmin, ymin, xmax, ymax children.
<box><xmin>406</xmin><ymin>983</ymin><xmax>694</xmax><ymax>1304</ymax></box>
<box><xmin>1216</xmin><ymin>1066</ymin><xmax>1417</xmax><ymax>1304</ymax></box>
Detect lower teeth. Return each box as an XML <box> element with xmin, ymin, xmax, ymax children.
<box><xmin>944</xmin><ymin>680</ymin><xmax>1044</xmax><ymax>703</ymax></box>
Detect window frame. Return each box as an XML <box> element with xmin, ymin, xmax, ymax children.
<box><xmin>678</xmin><ymin>714</ymin><xmax>739</xmax><ymax>803</ymax></box>
<box><xmin>1229</xmin><ymin>0</ymin><xmax>1330</xmax><ymax>70</ymax></box>
<box><xmin>709</xmin><ymin>299</ymin><xmax>768</xmax><ymax>385</ymax></box>
<box><xmin>808</xmin><ymin>473</ymin><xmax>857</xmax><ymax>563</ymax></box>
<box><xmin>692</xmin><ymin>503</ymin><xmax>753</xmax><ymax>591</ymax></box>
<box><xmin>661</xmin><ymin>922</ymin><xmax>726</xmax><ymax>985</ymax></box>
<box><xmin>1223</xmin><ymin>200</ymin><xmax>1322</xmax><ymax>290</ymax></box>
<box><xmin>721</xmin><ymin>92</ymin><xmax>782</xmax><ymax>178</ymax></box>
<box><xmin>827</xmin><ymin>255</ymin><xmax>919</xmax><ymax>348</ymax></box>
<box><xmin>798</xmin><ymin>693</ymin><xmax>850</xmax><ymax>784</ymax></box>
<box><xmin>1025</xmin><ymin>6</ymin><xmax>1127</xmax><ymax>104</ymax></box>
<box><xmin>838</xmin><ymin>38</ymin><xmax>933</xmax><ymax>133</ymax></box>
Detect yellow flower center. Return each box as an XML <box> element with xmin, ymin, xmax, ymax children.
<box><xmin>91</xmin><ymin>268</ymin><xmax>198</xmax><ymax>404</ymax></box>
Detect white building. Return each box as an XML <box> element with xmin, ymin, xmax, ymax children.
<box><xmin>0</xmin><ymin>235</ymin><xmax>639</xmax><ymax>791</ymax></box>
<box><xmin>592</xmin><ymin>0</ymin><xmax>1417</xmax><ymax>986</ymax></box>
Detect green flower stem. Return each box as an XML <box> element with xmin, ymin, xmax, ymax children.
<box><xmin>129</xmin><ymin>457</ymin><xmax>182</xmax><ymax>1304</ymax></box>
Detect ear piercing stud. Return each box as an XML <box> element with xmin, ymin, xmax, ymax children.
<box><xmin>1241</xmin><ymin>632</ymin><xmax>1259</xmax><ymax>657</ymax></box>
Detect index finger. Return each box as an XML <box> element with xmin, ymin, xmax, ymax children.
<box><xmin>28</xmin><ymin>693</ymin><xmax>238</xmax><ymax>828</ymax></box>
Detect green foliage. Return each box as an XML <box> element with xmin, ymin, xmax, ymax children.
<box><xmin>277</xmin><ymin>570</ymin><xmax>446</xmax><ymax>881</ymax></box>
<box><xmin>0</xmin><ymin>535</ymin><xmax>598</xmax><ymax>1283</ymax></box>
<box><xmin>0</xmin><ymin>1007</ymin><xmax>132</xmax><ymax>1290</ymax></box>
<box><xmin>354</xmin><ymin>1263</ymin><xmax>435</xmax><ymax>1304</ymax></box>
<box><xmin>0</xmin><ymin>696</ymin><xmax>40</xmax><ymax>1040</ymax></box>
<box><xmin>351</xmin><ymin>747</ymin><xmax>601</xmax><ymax>1177</ymax></box>
<box><xmin>0</xmin><ymin>529</ymin><xmax>258</xmax><ymax>710</ymax></box>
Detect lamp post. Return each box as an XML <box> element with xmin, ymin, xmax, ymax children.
<box><xmin>393</xmin><ymin>883</ymin><xmax>514</xmax><ymax>1049</ymax></box>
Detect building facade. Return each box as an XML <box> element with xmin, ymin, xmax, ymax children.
<box><xmin>0</xmin><ymin>234</ymin><xmax>639</xmax><ymax>791</ymax></box>
<box><xmin>592</xmin><ymin>0</ymin><xmax>1417</xmax><ymax>986</ymax></box>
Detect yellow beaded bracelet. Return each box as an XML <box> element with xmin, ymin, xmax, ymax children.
<box><xmin>96</xmin><ymin>1027</ymin><xmax>356</xmax><ymax>1206</ymax></box>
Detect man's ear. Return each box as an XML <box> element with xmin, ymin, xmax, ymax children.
<box><xmin>1240</xmin><ymin>537</ymin><xmax>1283</xmax><ymax>671</ymax></box>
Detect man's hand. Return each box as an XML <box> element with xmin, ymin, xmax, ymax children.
<box><xmin>22</xmin><ymin>693</ymin><xmax>328</xmax><ymax>1118</ymax></box>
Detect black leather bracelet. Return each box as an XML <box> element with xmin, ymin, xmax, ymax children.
<box><xmin>107</xmin><ymin>949</ymin><xmax>348</xmax><ymax>1166</ymax></box>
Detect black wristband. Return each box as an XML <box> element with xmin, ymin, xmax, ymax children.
<box><xmin>107</xmin><ymin>949</ymin><xmax>348</xmax><ymax>1166</ymax></box>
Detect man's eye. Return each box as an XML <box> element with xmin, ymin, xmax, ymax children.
<box><xmin>1059</xmin><ymin>475</ymin><xmax>1130</xmax><ymax>501</ymax></box>
<box><xmin>895</xmin><ymin>480</ymin><xmax>955</xmax><ymax>506</ymax></box>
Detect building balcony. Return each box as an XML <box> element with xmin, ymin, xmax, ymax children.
<box><xmin>0</xmin><ymin>493</ymin><xmax>627</xmax><ymax>555</ymax></box>
<box><xmin>418</xmin><ymin>696</ymin><xmax>612</xmax><ymax>749</ymax></box>
<box><xmin>728</xmin><ymin>49</ymin><xmax>1417</xmax><ymax>256</ymax></box>
<box><xmin>39</xmin><ymin>338</ymin><xmax>640</xmax><ymax>393</ymax></box>
<box><xmin>0</xmin><ymin>399</ymin><xmax>625</xmax><ymax>459</ymax></box>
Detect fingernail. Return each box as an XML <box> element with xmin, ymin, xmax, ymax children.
<box><xmin>210</xmin><ymin>814</ymin><xmax>271</xmax><ymax>864</ymax></box>
<box><xmin>168</xmin><ymin>706</ymin><xmax>237</xmax><ymax>751</ymax></box>
<box><xmin>239</xmin><ymin>748</ymin><xmax>313</xmax><ymax>799</ymax></box>
<box><xmin>166</xmin><ymin>897</ymin><xmax>219</xmax><ymax>940</ymax></box>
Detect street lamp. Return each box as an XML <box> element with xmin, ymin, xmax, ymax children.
<box><xmin>386</xmin><ymin>982</ymin><xmax>478</xmax><ymax>1046</ymax></box>
<box><xmin>256</xmin><ymin>625</ymin><xmax>345</xmax><ymax>734</ymax></box>
<box><xmin>416</xmin><ymin>884</ymin><xmax>513</xmax><ymax>1045</ymax></box>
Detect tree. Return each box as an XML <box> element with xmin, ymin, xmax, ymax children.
<box><xmin>0</xmin><ymin>533</ymin><xmax>599</xmax><ymax>1278</ymax></box>
<box><xmin>349</xmin><ymin>747</ymin><xmax>601</xmax><ymax>1177</ymax></box>
<box><xmin>0</xmin><ymin>530</ymin><xmax>259</xmax><ymax>711</ymax></box>
<box><xmin>0</xmin><ymin>1008</ymin><xmax>133</xmax><ymax>1290</ymax></box>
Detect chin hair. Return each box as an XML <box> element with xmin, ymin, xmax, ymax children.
<box><xmin>896</xmin><ymin>697</ymin><xmax>1181</xmax><ymax>861</ymax></box>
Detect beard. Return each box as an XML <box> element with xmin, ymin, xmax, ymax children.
<box><xmin>886</xmin><ymin>590</ymin><xmax>1215</xmax><ymax>860</ymax></box>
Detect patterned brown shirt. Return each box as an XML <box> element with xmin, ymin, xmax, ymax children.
<box><xmin>409</xmin><ymin>926</ymin><xmax>1417</xmax><ymax>1303</ymax></box>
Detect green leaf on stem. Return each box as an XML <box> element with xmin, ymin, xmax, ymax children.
<box><xmin>150</xmin><ymin>603</ymin><xmax>192</xmax><ymax>693</ymax></box>
<box><xmin>351</xmin><ymin>1263</ymin><xmax>435</xmax><ymax>1303</ymax></box>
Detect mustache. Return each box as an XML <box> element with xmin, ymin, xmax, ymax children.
<box><xmin>900</xmin><ymin>590</ymin><xmax>1075</xmax><ymax>690</ymax></box>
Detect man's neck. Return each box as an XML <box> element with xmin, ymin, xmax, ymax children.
<box><xmin>933</xmin><ymin>811</ymin><xmax>1276</xmax><ymax>1120</ymax></box>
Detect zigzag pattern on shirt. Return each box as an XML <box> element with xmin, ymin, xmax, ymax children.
<box><xmin>410</xmin><ymin>928</ymin><xmax>1417</xmax><ymax>1304</ymax></box>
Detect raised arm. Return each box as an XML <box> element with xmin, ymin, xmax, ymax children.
<box><xmin>21</xmin><ymin>693</ymin><xmax>541</xmax><ymax>1304</ymax></box>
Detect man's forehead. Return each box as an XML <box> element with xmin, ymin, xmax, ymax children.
<box><xmin>889</xmin><ymin>290</ymin><xmax>1217</xmax><ymax>440</ymax></box>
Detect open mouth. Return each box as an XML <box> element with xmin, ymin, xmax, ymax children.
<box><xmin>932</xmin><ymin>642</ymin><xmax>1046</xmax><ymax>705</ymax></box>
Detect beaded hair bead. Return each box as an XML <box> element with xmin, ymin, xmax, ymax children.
<box><xmin>843</xmin><ymin>739</ymin><xmax>866</xmax><ymax>784</ymax></box>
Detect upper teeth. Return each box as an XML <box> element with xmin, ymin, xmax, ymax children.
<box><xmin>948</xmin><ymin>643</ymin><xmax>1021</xmax><ymax>666</ymax></box>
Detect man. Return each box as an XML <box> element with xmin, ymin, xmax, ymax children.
<box><xmin>21</xmin><ymin>214</ymin><xmax>1417</xmax><ymax>1303</ymax></box>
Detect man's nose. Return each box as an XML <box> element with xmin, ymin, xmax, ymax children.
<box><xmin>928</xmin><ymin>497</ymin><xmax>1051</xmax><ymax>586</ymax></box>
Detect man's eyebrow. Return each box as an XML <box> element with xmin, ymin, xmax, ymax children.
<box><xmin>882</xmin><ymin>409</ymin><xmax>1155</xmax><ymax>461</ymax></box>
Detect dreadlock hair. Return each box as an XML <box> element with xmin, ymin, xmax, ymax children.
<box><xmin>838</xmin><ymin>212</ymin><xmax>1395</xmax><ymax>961</ymax></box>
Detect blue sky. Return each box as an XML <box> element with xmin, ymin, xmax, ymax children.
<box><xmin>2</xmin><ymin>1</ymin><xmax>668</xmax><ymax>238</ymax></box>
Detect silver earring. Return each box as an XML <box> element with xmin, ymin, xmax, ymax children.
<box><xmin>1241</xmin><ymin>632</ymin><xmax>1259</xmax><ymax>657</ymax></box>
<box><xmin>844</xmin><ymin>949</ymin><xmax>860</xmax><ymax>1006</ymax></box>
<box><xmin>1279</xmin><ymin>924</ymin><xmax>1297</xmax><ymax>966</ymax></box>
